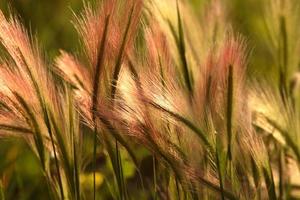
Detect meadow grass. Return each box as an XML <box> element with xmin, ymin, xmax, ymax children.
<box><xmin>1</xmin><ymin>0</ymin><xmax>300</xmax><ymax>199</ymax></box>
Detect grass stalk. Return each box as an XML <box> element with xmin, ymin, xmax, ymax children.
<box><xmin>73</xmin><ymin>136</ymin><xmax>80</xmax><ymax>200</ymax></box>
<box><xmin>66</xmin><ymin>86</ymin><xmax>80</xmax><ymax>200</ymax></box>
<box><xmin>250</xmin><ymin>157</ymin><xmax>261</xmax><ymax>199</ymax></box>
<box><xmin>110</xmin><ymin>5</ymin><xmax>135</xmax><ymax>101</ymax></box>
<box><xmin>279</xmin><ymin>15</ymin><xmax>288</xmax><ymax>100</ymax></box>
<box><xmin>0</xmin><ymin>124</ymin><xmax>33</xmax><ymax>134</ymax></box>
<box><xmin>226</xmin><ymin>65</ymin><xmax>234</xmax><ymax>163</ymax></box>
<box><xmin>19</xmin><ymin>51</ymin><xmax>65</xmax><ymax>198</ymax></box>
<box><xmin>263</xmin><ymin>166</ymin><xmax>276</xmax><ymax>200</ymax></box>
<box><xmin>45</xmin><ymin>111</ymin><xmax>65</xmax><ymax>200</ymax></box>
<box><xmin>91</xmin><ymin>15</ymin><xmax>111</xmax><ymax>200</ymax></box>
<box><xmin>48</xmin><ymin>109</ymin><xmax>76</xmax><ymax>199</ymax></box>
<box><xmin>175</xmin><ymin>0</ymin><xmax>193</xmax><ymax>94</ymax></box>
<box><xmin>109</xmin><ymin>5</ymin><xmax>137</xmax><ymax>199</ymax></box>
<box><xmin>216</xmin><ymin>139</ymin><xmax>225</xmax><ymax>200</ymax></box>
<box><xmin>226</xmin><ymin>65</ymin><xmax>234</xmax><ymax>186</ymax></box>
<box><xmin>13</xmin><ymin>92</ymin><xmax>46</xmax><ymax>170</ymax></box>
<box><xmin>175</xmin><ymin>177</ymin><xmax>181</xmax><ymax>200</ymax></box>
<box><xmin>279</xmin><ymin>148</ymin><xmax>285</xmax><ymax>200</ymax></box>
<box><xmin>115</xmin><ymin>141</ymin><xmax>127</xmax><ymax>200</ymax></box>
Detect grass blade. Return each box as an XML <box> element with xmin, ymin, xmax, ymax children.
<box><xmin>0</xmin><ymin>124</ymin><xmax>33</xmax><ymax>134</ymax></box>
<box><xmin>279</xmin><ymin>15</ymin><xmax>288</xmax><ymax>101</ymax></box>
<box><xmin>176</xmin><ymin>0</ymin><xmax>193</xmax><ymax>94</ymax></box>
<box><xmin>91</xmin><ymin>14</ymin><xmax>111</xmax><ymax>200</ymax></box>
<box><xmin>110</xmin><ymin>5</ymin><xmax>135</xmax><ymax>101</ymax></box>
<box><xmin>226</xmin><ymin>65</ymin><xmax>234</xmax><ymax>163</ymax></box>
<box><xmin>48</xmin><ymin>109</ymin><xmax>76</xmax><ymax>199</ymax></box>
<box><xmin>216</xmin><ymin>138</ymin><xmax>225</xmax><ymax>200</ymax></box>
<box><xmin>66</xmin><ymin>85</ymin><xmax>80</xmax><ymax>200</ymax></box>
<box><xmin>45</xmin><ymin>108</ymin><xmax>65</xmax><ymax>200</ymax></box>
<box><xmin>13</xmin><ymin>92</ymin><xmax>46</xmax><ymax>170</ymax></box>
<box><xmin>263</xmin><ymin>167</ymin><xmax>277</xmax><ymax>200</ymax></box>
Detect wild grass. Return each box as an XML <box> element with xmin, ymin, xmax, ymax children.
<box><xmin>1</xmin><ymin>0</ymin><xmax>300</xmax><ymax>199</ymax></box>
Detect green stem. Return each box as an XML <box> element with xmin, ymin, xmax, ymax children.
<box><xmin>216</xmin><ymin>142</ymin><xmax>225</xmax><ymax>200</ymax></box>
<box><xmin>176</xmin><ymin>0</ymin><xmax>193</xmax><ymax>94</ymax></box>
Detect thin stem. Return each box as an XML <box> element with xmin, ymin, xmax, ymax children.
<box><xmin>93</xmin><ymin>128</ymin><xmax>97</xmax><ymax>200</ymax></box>
<box><xmin>175</xmin><ymin>177</ymin><xmax>181</xmax><ymax>200</ymax></box>
<box><xmin>279</xmin><ymin>15</ymin><xmax>288</xmax><ymax>101</ymax></box>
<box><xmin>216</xmin><ymin>143</ymin><xmax>225</xmax><ymax>200</ymax></box>
<box><xmin>91</xmin><ymin>15</ymin><xmax>111</xmax><ymax>200</ymax></box>
<box><xmin>110</xmin><ymin>5</ymin><xmax>135</xmax><ymax>101</ymax></box>
<box><xmin>19</xmin><ymin>50</ymin><xmax>65</xmax><ymax>198</ymax></box>
<box><xmin>226</xmin><ymin>65</ymin><xmax>234</xmax><ymax>163</ymax></box>
<box><xmin>279</xmin><ymin>148</ymin><xmax>285</xmax><ymax>200</ymax></box>
<box><xmin>47</xmin><ymin>115</ymin><xmax>65</xmax><ymax>200</ymax></box>
<box><xmin>176</xmin><ymin>0</ymin><xmax>193</xmax><ymax>94</ymax></box>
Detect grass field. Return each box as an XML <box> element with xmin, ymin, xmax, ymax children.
<box><xmin>0</xmin><ymin>0</ymin><xmax>300</xmax><ymax>199</ymax></box>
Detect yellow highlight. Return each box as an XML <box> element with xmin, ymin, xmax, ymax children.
<box><xmin>80</xmin><ymin>172</ymin><xmax>104</xmax><ymax>189</ymax></box>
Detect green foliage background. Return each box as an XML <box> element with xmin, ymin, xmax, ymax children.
<box><xmin>0</xmin><ymin>0</ymin><xmax>276</xmax><ymax>76</ymax></box>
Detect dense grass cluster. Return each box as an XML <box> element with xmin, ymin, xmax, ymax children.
<box><xmin>0</xmin><ymin>0</ymin><xmax>300</xmax><ymax>199</ymax></box>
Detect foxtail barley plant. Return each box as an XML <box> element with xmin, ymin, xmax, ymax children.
<box><xmin>1</xmin><ymin>0</ymin><xmax>300</xmax><ymax>199</ymax></box>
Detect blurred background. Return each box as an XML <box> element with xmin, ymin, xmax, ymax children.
<box><xmin>0</xmin><ymin>0</ymin><xmax>274</xmax><ymax>74</ymax></box>
<box><xmin>0</xmin><ymin>0</ymin><xmax>275</xmax><ymax>199</ymax></box>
